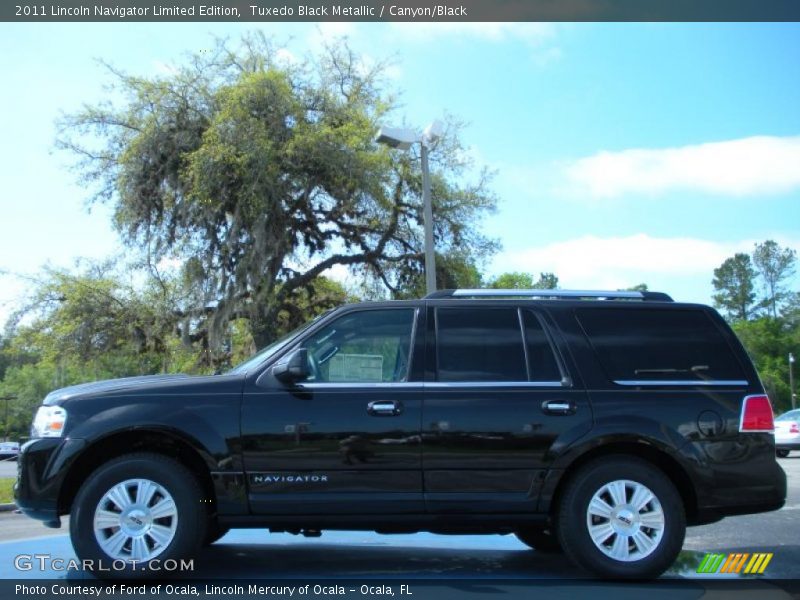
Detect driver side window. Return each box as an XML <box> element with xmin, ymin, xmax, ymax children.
<box><xmin>302</xmin><ymin>309</ymin><xmax>416</xmax><ymax>383</ymax></box>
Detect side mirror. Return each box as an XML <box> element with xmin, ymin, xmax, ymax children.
<box><xmin>273</xmin><ymin>348</ymin><xmax>309</xmax><ymax>384</ymax></box>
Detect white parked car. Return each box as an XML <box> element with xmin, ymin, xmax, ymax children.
<box><xmin>0</xmin><ymin>441</ymin><xmax>20</xmax><ymax>460</ymax></box>
<box><xmin>775</xmin><ymin>409</ymin><xmax>800</xmax><ymax>458</ymax></box>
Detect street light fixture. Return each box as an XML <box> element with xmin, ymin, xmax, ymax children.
<box><xmin>376</xmin><ymin>120</ymin><xmax>444</xmax><ymax>296</ymax></box>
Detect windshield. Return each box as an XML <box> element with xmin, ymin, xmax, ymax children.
<box><xmin>776</xmin><ymin>410</ymin><xmax>800</xmax><ymax>422</ymax></box>
<box><xmin>227</xmin><ymin>310</ymin><xmax>333</xmax><ymax>375</ymax></box>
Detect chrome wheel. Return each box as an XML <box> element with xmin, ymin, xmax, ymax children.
<box><xmin>585</xmin><ymin>479</ymin><xmax>665</xmax><ymax>562</ymax></box>
<box><xmin>93</xmin><ymin>478</ymin><xmax>178</xmax><ymax>562</ymax></box>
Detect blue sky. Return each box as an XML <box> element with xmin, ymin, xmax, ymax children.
<box><xmin>1</xmin><ymin>22</ymin><xmax>799</xmax><ymax>324</ymax></box>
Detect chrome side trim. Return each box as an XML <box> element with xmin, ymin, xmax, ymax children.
<box><xmin>614</xmin><ymin>379</ymin><xmax>748</xmax><ymax>387</ymax></box>
<box><xmin>294</xmin><ymin>381</ymin><xmax>567</xmax><ymax>390</ymax></box>
<box><xmin>296</xmin><ymin>382</ymin><xmax>423</xmax><ymax>390</ymax></box>
<box><xmin>425</xmin><ymin>381</ymin><xmax>566</xmax><ymax>389</ymax></box>
<box><xmin>452</xmin><ymin>289</ymin><xmax>644</xmax><ymax>299</ymax></box>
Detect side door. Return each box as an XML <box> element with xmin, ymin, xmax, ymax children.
<box><xmin>422</xmin><ymin>303</ymin><xmax>592</xmax><ymax>513</ymax></box>
<box><xmin>241</xmin><ymin>306</ymin><xmax>425</xmax><ymax>515</ymax></box>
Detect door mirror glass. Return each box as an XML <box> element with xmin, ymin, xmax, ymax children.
<box><xmin>273</xmin><ymin>348</ymin><xmax>310</xmax><ymax>384</ymax></box>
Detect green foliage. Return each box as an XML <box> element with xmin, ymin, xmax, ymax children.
<box><xmin>712</xmin><ymin>253</ymin><xmax>756</xmax><ymax>321</ymax></box>
<box><xmin>490</xmin><ymin>272</ymin><xmax>533</xmax><ymax>289</ymax></box>
<box><xmin>625</xmin><ymin>283</ymin><xmax>649</xmax><ymax>292</ymax></box>
<box><xmin>0</xmin><ymin>479</ymin><xmax>14</xmax><ymax>504</ymax></box>
<box><xmin>488</xmin><ymin>272</ymin><xmax>559</xmax><ymax>289</ymax></box>
<box><xmin>733</xmin><ymin>317</ymin><xmax>798</xmax><ymax>412</ymax></box>
<box><xmin>752</xmin><ymin>240</ymin><xmax>797</xmax><ymax>319</ymax></box>
<box><xmin>58</xmin><ymin>33</ymin><xmax>497</xmax><ymax>349</ymax></box>
<box><xmin>712</xmin><ymin>241</ymin><xmax>799</xmax><ymax>412</ymax></box>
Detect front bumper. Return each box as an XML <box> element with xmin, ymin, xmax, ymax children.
<box><xmin>775</xmin><ymin>434</ymin><xmax>800</xmax><ymax>450</ymax></box>
<box><xmin>776</xmin><ymin>442</ymin><xmax>800</xmax><ymax>451</ymax></box>
<box><xmin>14</xmin><ymin>437</ymin><xmax>86</xmax><ymax>527</ymax></box>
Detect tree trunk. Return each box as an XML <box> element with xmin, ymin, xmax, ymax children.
<box><xmin>249</xmin><ymin>303</ymin><xmax>281</xmax><ymax>350</ymax></box>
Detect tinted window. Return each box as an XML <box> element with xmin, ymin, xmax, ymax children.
<box><xmin>522</xmin><ymin>310</ymin><xmax>562</xmax><ymax>381</ymax></box>
<box><xmin>303</xmin><ymin>309</ymin><xmax>415</xmax><ymax>383</ymax></box>
<box><xmin>576</xmin><ymin>308</ymin><xmax>746</xmax><ymax>382</ymax></box>
<box><xmin>436</xmin><ymin>308</ymin><xmax>527</xmax><ymax>382</ymax></box>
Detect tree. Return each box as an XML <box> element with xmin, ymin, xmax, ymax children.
<box><xmin>712</xmin><ymin>253</ymin><xmax>757</xmax><ymax>321</ymax></box>
<box><xmin>752</xmin><ymin>240</ymin><xmax>797</xmax><ymax>319</ymax></box>
<box><xmin>533</xmin><ymin>272</ymin><xmax>559</xmax><ymax>289</ymax></box>
<box><xmin>488</xmin><ymin>272</ymin><xmax>558</xmax><ymax>290</ymax></box>
<box><xmin>625</xmin><ymin>283</ymin><xmax>649</xmax><ymax>292</ymax></box>
<box><xmin>58</xmin><ymin>34</ymin><xmax>497</xmax><ymax>350</ymax></box>
<box><xmin>733</xmin><ymin>317</ymin><xmax>796</xmax><ymax>412</ymax></box>
<box><xmin>489</xmin><ymin>272</ymin><xmax>534</xmax><ymax>289</ymax></box>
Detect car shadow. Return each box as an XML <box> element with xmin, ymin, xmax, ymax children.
<box><xmin>190</xmin><ymin>539</ymin><xmax>579</xmax><ymax>579</ymax></box>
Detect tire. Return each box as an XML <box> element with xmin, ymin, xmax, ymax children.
<box><xmin>70</xmin><ymin>453</ymin><xmax>206</xmax><ymax>579</ymax></box>
<box><xmin>516</xmin><ymin>526</ymin><xmax>563</xmax><ymax>553</ymax></box>
<box><xmin>203</xmin><ymin>522</ymin><xmax>230</xmax><ymax>546</ymax></box>
<box><xmin>776</xmin><ymin>449</ymin><xmax>790</xmax><ymax>458</ymax></box>
<box><xmin>556</xmin><ymin>456</ymin><xmax>685</xmax><ymax>579</ymax></box>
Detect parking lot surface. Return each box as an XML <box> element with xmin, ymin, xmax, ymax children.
<box><xmin>0</xmin><ymin>457</ymin><xmax>798</xmax><ymax>581</ymax></box>
<box><xmin>0</xmin><ymin>459</ymin><xmax>16</xmax><ymax>479</ymax></box>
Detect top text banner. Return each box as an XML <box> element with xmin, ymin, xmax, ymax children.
<box><xmin>5</xmin><ymin>0</ymin><xmax>800</xmax><ymax>22</ymax></box>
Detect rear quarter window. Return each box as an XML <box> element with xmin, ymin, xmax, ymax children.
<box><xmin>576</xmin><ymin>307</ymin><xmax>746</xmax><ymax>383</ymax></box>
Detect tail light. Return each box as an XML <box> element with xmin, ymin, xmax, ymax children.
<box><xmin>739</xmin><ymin>394</ymin><xmax>774</xmax><ymax>432</ymax></box>
<box><xmin>791</xmin><ymin>422</ymin><xmax>800</xmax><ymax>434</ymax></box>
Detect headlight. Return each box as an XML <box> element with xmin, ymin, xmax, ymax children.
<box><xmin>31</xmin><ymin>406</ymin><xmax>68</xmax><ymax>438</ymax></box>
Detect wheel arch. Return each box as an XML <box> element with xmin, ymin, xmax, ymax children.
<box><xmin>543</xmin><ymin>439</ymin><xmax>699</xmax><ymax>524</ymax></box>
<box><xmin>58</xmin><ymin>428</ymin><xmax>217</xmax><ymax>516</ymax></box>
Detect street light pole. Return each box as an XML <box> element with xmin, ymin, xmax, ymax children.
<box><xmin>790</xmin><ymin>352</ymin><xmax>796</xmax><ymax>410</ymax></box>
<box><xmin>376</xmin><ymin>121</ymin><xmax>443</xmax><ymax>297</ymax></box>
<box><xmin>420</xmin><ymin>142</ymin><xmax>436</xmax><ymax>296</ymax></box>
<box><xmin>0</xmin><ymin>395</ymin><xmax>15</xmax><ymax>442</ymax></box>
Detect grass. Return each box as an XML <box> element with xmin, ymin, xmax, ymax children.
<box><xmin>0</xmin><ymin>478</ymin><xmax>14</xmax><ymax>504</ymax></box>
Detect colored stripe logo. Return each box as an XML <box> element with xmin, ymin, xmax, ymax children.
<box><xmin>696</xmin><ymin>552</ymin><xmax>773</xmax><ymax>574</ymax></box>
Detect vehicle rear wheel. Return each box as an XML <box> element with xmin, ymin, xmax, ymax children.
<box><xmin>70</xmin><ymin>453</ymin><xmax>206</xmax><ymax>578</ymax></box>
<box><xmin>776</xmin><ymin>449</ymin><xmax>790</xmax><ymax>458</ymax></box>
<box><xmin>556</xmin><ymin>456</ymin><xmax>685</xmax><ymax>579</ymax></box>
<box><xmin>515</xmin><ymin>526</ymin><xmax>563</xmax><ymax>553</ymax></box>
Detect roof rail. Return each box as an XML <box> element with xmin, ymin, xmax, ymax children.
<box><xmin>424</xmin><ymin>289</ymin><xmax>674</xmax><ymax>302</ymax></box>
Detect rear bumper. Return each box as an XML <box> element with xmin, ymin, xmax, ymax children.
<box><xmin>14</xmin><ymin>437</ymin><xmax>85</xmax><ymax>526</ymax></box>
<box><xmin>689</xmin><ymin>436</ymin><xmax>787</xmax><ymax>521</ymax></box>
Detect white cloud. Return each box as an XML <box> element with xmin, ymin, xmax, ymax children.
<box><xmin>565</xmin><ymin>135</ymin><xmax>800</xmax><ymax>199</ymax></box>
<box><xmin>493</xmin><ymin>234</ymin><xmax>800</xmax><ymax>296</ymax></box>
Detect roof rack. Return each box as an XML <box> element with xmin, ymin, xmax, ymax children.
<box><xmin>424</xmin><ymin>289</ymin><xmax>674</xmax><ymax>302</ymax></box>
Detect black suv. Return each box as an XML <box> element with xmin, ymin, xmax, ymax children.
<box><xmin>15</xmin><ymin>289</ymin><xmax>786</xmax><ymax>579</ymax></box>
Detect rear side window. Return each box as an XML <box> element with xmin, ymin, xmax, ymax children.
<box><xmin>576</xmin><ymin>308</ymin><xmax>746</xmax><ymax>383</ymax></box>
<box><xmin>436</xmin><ymin>308</ymin><xmax>527</xmax><ymax>381</ymax></box>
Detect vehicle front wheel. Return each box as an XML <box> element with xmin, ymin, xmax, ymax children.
<box><xmin>776</xmin><ymin>449</ymin><xmax>790</xmax><ymax>458</ymax></box>
<box><xmin>516</xmin><ymin>526</ymin><xmax>563</xmax><ymax>553</ymax></box>
<box><xmin>556</xmin><ymin>456</ymin><xmax>685</xmax><ymax>579</ymax></box>
<box><xmin>70</xmin><ymin>453</ymin><xmax>206</xmax><ymax>578</ymax></box>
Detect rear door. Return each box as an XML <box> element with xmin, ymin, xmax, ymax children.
<box><xmin>422</xmin><ymin>303</ymin><xmax>592</xmax><ymax>513</ymax></box>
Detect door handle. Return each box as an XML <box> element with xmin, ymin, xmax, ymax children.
<box><xmin>367</xmin><ymin>400</ymin><xmax>403</xmax><ymax>416</ymax></box>
<box><xmin>541</xmin><ymin>400</ymin><xmax>576</xmax><ymax>416</ymax></box>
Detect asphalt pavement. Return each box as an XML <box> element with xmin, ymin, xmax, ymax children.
<box><xmin>0</xmin><ymin>458</ymin><xmax>16</xmax><ymax>478</ymax></box>
<box><xmin>0</xmin><ymin>456</ymin><xmax>797</xmax><ymax>581</ymax></box>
